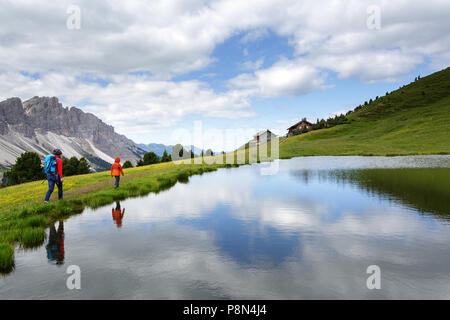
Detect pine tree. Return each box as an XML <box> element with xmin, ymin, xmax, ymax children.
<box><xmin>78</xmin><ymin>157</ymin><xmax>91</xmax><ymax>174</ymax></box>
<box><xmin>141</xmin><ymin>152</ymin><xmax>160</xmax><ymax>165</ymax></box>
<box><xmin>122</xmin><ymin>160</ymin><xmax>133</xmax><ymax>168</ymax></box>
<box><xmin>6</xmin><ymin>152</ymin><xmax>45</xmax><ymax>185</ymax></box>
<box><xmin>160</xmin><ymin>150</ymin><xmax>171</xmax><ymax>163</ymax></box>
<box><xmin>63</xmin><ymin>157</ymin><xmax>80</xmax><ymax>176</ymax></box>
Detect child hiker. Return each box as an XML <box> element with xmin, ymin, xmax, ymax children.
<box><xmin>112</xmin><ymin>202</ymin><xmax>125</xmax><ymax>228</ymax></box>
<box><xmin>111</xmin><ymin>157</ymin><xmax>124</xmax><ymax>188</ymax></box>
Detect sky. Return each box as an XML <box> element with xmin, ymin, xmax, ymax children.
<box><xmin>0</xmin><ymin>0</ymin><xmax>449</xmax><ymax>151</ymax></box>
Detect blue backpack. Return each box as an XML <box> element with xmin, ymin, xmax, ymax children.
<box><xmin>44</xmin><ymin>155</ymin><xmax>57</xmax><ymax>175</ymax></box>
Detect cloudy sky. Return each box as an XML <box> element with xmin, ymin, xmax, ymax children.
<box><xmin>0</xmin><ymin>0</ymin><xmax>449</xmax><ymax>150</ymax></box>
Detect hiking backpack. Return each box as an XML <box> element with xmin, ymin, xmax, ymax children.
<box><xmin>44</xmin><ymin>155</ymin><xmax>57</xmax><ymax>175</ymax></box>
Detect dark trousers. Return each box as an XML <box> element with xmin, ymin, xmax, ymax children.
<box><xmin>114</xmin><ymin>175</ymin><xmax>120</xmax><ymax>188</ymax></box>
<box><xmin>45</xmin><ymin>175</ymin><xmax>63</xmax><ymax>201</ymax></box>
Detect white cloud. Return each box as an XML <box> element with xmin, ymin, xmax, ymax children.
<box><xmin>0</xmin><ymin>0</ymin><xmax>227</xmax><ymax>78</ymax></box>
<box><xmin>1</xmin><ymin>0</ymin><xmax>449</xmax><ymax>135</ymax></box>
<box><xmin>311</xmin><ymin>50</ymin><xmax>423</xmax><ymax>82</ymax></box>
<box><xmin>1</xmin><ymin>0</ymin><xmax>449</xmax><ymax>80</ymax></box>
<box><xmin>229</xmin><ymin>58</ymin><xmax>326</xmax><ymax>97</ymax></box>
<box><xmin>240</xmin><ymin>28</ymin><xmax>270</xmax><ymax>43</ymax></box>
<box><xmin>240</xmin><ymin>58</ymin><xmax>264</xmax><ymax>70</ymax></box>
<box><xmin>0</xmin><ymin>72</ymin><xmax>255</xmax><ymax>135</ymax></box>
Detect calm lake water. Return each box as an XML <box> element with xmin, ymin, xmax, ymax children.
<box><xmin>1</xmin><ymin>156</ymin><xmax>450</xmax><ymax>299</ymax></box>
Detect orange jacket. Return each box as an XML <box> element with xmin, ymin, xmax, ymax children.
<box><xmin>112</xmin><ymin>208</ymin><xmax>125</xmax><ymax>228</ymax></box>
<box><xmin>111</xmin><ymin>157</ymin><xmax>124</xmax><ymax>176</ymax></box>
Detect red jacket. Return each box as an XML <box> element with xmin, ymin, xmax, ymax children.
<box><xmin>111</xmin><ymin>157</ymin><xmax>124</xmax><ymax>176</ymax></box>
<box><xmin>56</xmin><ymin>157</ymin><xmax>63</xmax><ymax>178</ymax></box>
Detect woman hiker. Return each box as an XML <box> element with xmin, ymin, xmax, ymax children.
<box><xmin>111</xmin><ymin>157</ymin><xmax>124</xmax><ymax>188</ymax></box>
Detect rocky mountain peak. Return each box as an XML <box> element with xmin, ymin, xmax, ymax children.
<box><xmin>0</xmin><ymin>97</ymin><xmax>34</xmax><ymax>136</ymax></box>
<box><xmin>0</xmin><ymin>96</ymin><xmax>145</xmax><ymax>169</ymax></box>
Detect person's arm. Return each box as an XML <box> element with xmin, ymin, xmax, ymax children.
<box><xmin>56</xmin><ymin>158</ymin><xmax>63</xmax><ymax>180</ymax></box>
<box><xmin>120</xmin><ymin>164</ymin><xmax>124</xmax><ymax>176</ymax></box>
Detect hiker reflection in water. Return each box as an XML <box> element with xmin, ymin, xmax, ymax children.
<box><xmin>112</xmin><ymin>202</ymin><xmax>125</xmax><ymax>228</ymax></box>
<box><xmin>46</xmin><ymin>221</ymin><xmax>65</xmax><ymax>265</ymax></box>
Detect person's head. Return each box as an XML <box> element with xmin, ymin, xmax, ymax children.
<box><xmin>115</xmin><ymin>157</ymin><xmax>120</xmax><ymax>163</ymax></box>
<box><xmin>53</xmin><ymin>149</ymin><xmax>62</xmax><ymax>158</ymax></box>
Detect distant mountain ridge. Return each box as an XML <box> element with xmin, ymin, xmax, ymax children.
<box><xmin>138</xmin><ymin>143</ymin><xmax>173</xmax><ymax>157</ymax></box>
<box><xmin>0</xmin><ymin>96</ymin><xmax>145</xmax><ymax>170</ymax></box>
<box><xmin>138</xmin><ymin>143</ymin><xmax>205</xmax><ymax>157</ymax></box>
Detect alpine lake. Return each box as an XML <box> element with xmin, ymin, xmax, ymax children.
<box><xmin>1</xmin><ymin>156</ymin><xmax>450</xmax><ymax>299</ymax></box>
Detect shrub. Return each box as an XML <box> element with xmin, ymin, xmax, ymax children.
<box><xmin>176</xmin><ymin>172</ymin><xmax>189</xmax><ymax>183</ymax></box>
<box><xmin>157</xmin><ymin>176</ymin><xmax>176</xmax><ymax>189</ymax></box>
<box><xmin>20</xmin><ymin>228</ymin><xmax>46</xmax><ymax>248</ymax></box>
<box><xmin>24</xmin><ymin>215</ymin><xmax>47</xmax><ymax>228</ymax></box>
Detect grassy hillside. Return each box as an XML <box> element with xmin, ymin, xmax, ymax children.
<box><xmin>279</xmin><ymin>67</ymin><xmax>450</xmax><ymax>157</ymax></box>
